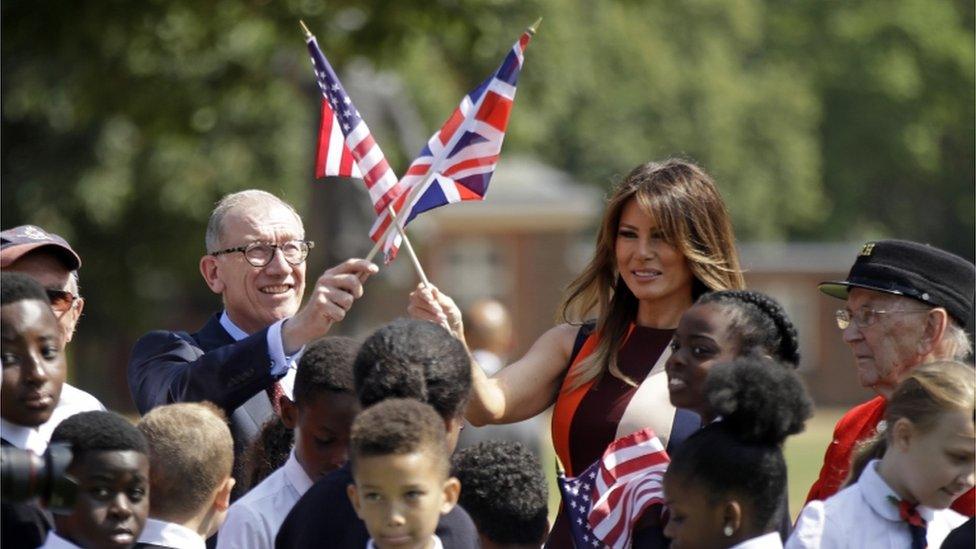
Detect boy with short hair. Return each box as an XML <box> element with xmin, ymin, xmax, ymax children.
<box><xmin>135</xmin><ymin>402</ymin><xmax>235</xmax><ymax>549</ymax></box>
<box><xmin>452</xmin><ymin>441</ymin><xmax>549</xmax><ymax>549</ymax></box>
<box><xmin>1</xmin><ymin>271</ymin><xmax>68</xmax><ymax>547</ymax></box>
<box><xmin>347</xmin><ymin>399</ymin><xmax>460</xmax><ymax>549</ymax></box>
<box><xmin>219</xmin><ymin>336</ymin><xmax>360</xmax><ymax>548</ymax></box>
<box><xmin>44</xmin><ymin>410</ymin><xmax>150</xmax><ymax>549</ymax></box>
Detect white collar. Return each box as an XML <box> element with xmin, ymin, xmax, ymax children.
<box><xmin>367</xmin><ymin>535</ymin><xmax>442</xmax><ymax>549</ymax></box>
<box><xmin>861</xmin><ymin>459</ymin><xmax>936</xmax><ymax>523</ymax></box>
<box><xmin>219</xmin><ymin>311</ymin><xmax>249</xmax><ymax>341</ymax></box>
<box><xmin>728</xmin><ymin>532</ymin><xmax>783</xmax><ymax>549</ymax></box>
<box><xmin>137</xmin><ymin>518</ymin><xmax>206</xmax><ymax>549</ymax></box>
<box><xmin>0</xmin><ymin>417</ymin><xmax>47</xmax><ymax>454</ymax></box>
<box><xmin>41</xmin><ymin>532</ymin><xmax>82</xmax><ymax>549</ymax></box>
<box><xmin>283</xmin><ymin>450</ymin><xmax>314</xmax><ymax>496</ymax></box>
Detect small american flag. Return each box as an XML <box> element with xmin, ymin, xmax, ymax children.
<box><xmin>368</xmin><ymin>27</ymin><xmax>533</xmax><ymax>261</ymax></box>
<box><xmin>306</xmin><ymin>33</ymin><xmax>406</xmax><ymax>214</ymax></box>
<box><xmin>557</xmin><ymin>428</ymin><xmax>670</xmax><ymax>549</ymax></box>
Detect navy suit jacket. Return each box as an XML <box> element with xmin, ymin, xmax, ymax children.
<box><xmin>128</xmin><ymin>313</ymin><xmax>281</xmax><ymax>493</ymax></box>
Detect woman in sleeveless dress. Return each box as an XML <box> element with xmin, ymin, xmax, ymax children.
<box><xmin>408</xmin><ymin>158</ymin><xmax>744</xmax><ymax>547</ymax></box>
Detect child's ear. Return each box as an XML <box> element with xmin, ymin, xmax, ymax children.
<box><xmin>213</xmin><ymin>477</ymin><xmax>235</xmax><ymax>512</ymax></box>
<box><xmin>722</xmin><ymin>500</ymin><xmax>742</xmax><ymax>535</ymax></box>
<box><xmin>347</xmin><ymin>484</ymin><xmax>363</xmax><ymax>518</ymax></box>
<box><xmin>891</xmin><ymin>417</ymin><xmax>916</xmax><ymax>452</ymax></box>
<box><xmin>440</xmin><ymin>476</ymin><xmax>461</xmax><ymax>515</ymax></box>
<box><xmin>280</xmin><ymin>397</ymin><xmax>299</xmax><ymax>429</ymax></box>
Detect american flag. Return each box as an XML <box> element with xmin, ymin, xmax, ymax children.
<box><xmin>557</xmin><ymin>428</ymin><xmax>670</xmax><ymax>549</ymax></box>
<box><xmin>368</xmin><ymin>28</ymin><xmax>533</xmax><ymax>261</ymax></box>
<box><xmin>306</xmin><ymin>33</ymin><xmax>406</xmax><ymax>214</ymax></box>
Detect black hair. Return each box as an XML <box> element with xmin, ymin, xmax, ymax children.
<box><xmin>240</xmin><ymin>416</ymin><xmax>294</xmax><ymax>493</ymax></box>
<box><xmin>697</xmin><ymin>290</ymin><xmax>801</xmax><ymax>367</ymax></box>
<box><xmin>50</xmin><ymin>411</ymin><xmax>149</xmax><ymax>463</ymax></box>
<box><xmin>293</xmin><ymin>336</ymin><xmax>359</xmax><ymax>407</ymax></box>
<box><xmin>666</xmin><ymin>358</ymin><xmax>811</xmax><ymax>532</ymax></box>
<box><xmin>354</xmin><ymin>318</ymin><xmax>472</xmax><ymax>419</ymax></box>
<box><xmin>452</xmin><ymin>441</ymin><xmax>548</xmax><ymax>545</ymax></box>
<box><xmin>349</xmin><ymin>398</ymin><xmax>449</xmax><ymax>475</ymax></box>
<box><xmin>1</xmin><ymin>272</ymin><xmax>51</xmax><ymax>305</ymax></box>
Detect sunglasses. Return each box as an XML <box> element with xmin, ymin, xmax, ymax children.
<box><xmin>45</xmin><ymin>288</ymin><xmax>77</xmax><ymax>317</ymax></box>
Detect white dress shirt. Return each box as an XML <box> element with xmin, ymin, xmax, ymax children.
<box><xmin>787</xmin><ymin>459</ymin><xmax>966</xmax><ymax>548</ymax></box>
<box><xmin>1</xmin><ymin>383</ymin><xmax>104</xmax><ymax>454</ymax></box>
<box><xmin>730</xmin><ymin>532</ymin><xmax>783</xmax><ymax>549</ymax></box>
<box><xmin>217</xmin><ymin>450</ymin><xmax>312</xmax><ymax>549</ymax></box>
<box><xmin>367</xmin><ymin>535</ymin><xmax>443</xmax><ymax>549</ymax></box>
<box><xmin>137</xmin><ymin>518</ymin><xmax>207</xmax><ymax>549</ymax></box>
<box><xmin>38</xmin><ymin>532</ymin><xmax>81</xmax><ymax>549</ymax></box>
<box><xmin>219</xmin><ymin>312</ymin><xmax>298</xmax><ymax>399</ymax></box>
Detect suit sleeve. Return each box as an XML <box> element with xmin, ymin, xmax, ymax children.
<box><xmin>127</xmin><ymin>328</ymin><xmax>277</xmax><ymax>415</ymax></box>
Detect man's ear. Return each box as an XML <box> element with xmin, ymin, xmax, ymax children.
<box><xmin>890</xmin><ymin>417</ymin><xmax>916</xmax><ymax>452</ymax></box>
<box><xmin>213</xmin><ymin>476</ymin><xmax>235</xmax><ymax>512</ymax></box>
<box><xmin>347</xmin><ymin>483</ymin><xmax>363</xmax><ymax>518</ymax></box>
<box><xmin>64</xmin><ymin>297</ymin><xmax>85</xmax><ymax>344</ymax></box>
<box><xmin>199</xmin><ymin>255</ymin><xmax>225</xmax><ymax>295</ymax></box>
<box><xmin>280</xmin><ymin>397</ymin><xmax>299</xmax><ymax>429</ymax></box>
<box><xmin>440</xmin><ymin>476</ymin><xmax>461</xmax><ymax>515</ymax></box>
<box><xmin>917</xmin><ymin>308</ymin><xmax>948</xmax><ymax>356</ymax></box>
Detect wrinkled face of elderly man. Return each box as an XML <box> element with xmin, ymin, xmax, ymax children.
<box><xmin>199</xmin><ymin>197</ymin><xmax>308</xmax><ymax>334</ymax></box>
<box><xmin>840</xmin><ymin>287</ymin><xmax>941</xmax><ymax>396</ymax></box>
<box><xmin>7</xmin><ymin>253</ymin><xmax>85</xmax><ymax>347</ymax></box>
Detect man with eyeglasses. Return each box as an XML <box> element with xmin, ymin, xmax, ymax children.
<box><xmin>0</xmin><ymin>225</ymin><xmax>106</xmax><ymax>439</ymax></box>
<box><xmin>805</xmin><ymin>239</ymin><xmax>975</xmax><ymax>516</ymax></box>
<box><xmin>127</xmin><ymin>189</ymin><xmax>377</xmax><ymax>495</ymax></box>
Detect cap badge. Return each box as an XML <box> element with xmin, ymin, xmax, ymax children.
<box><xmin>858</xmin><ymin>242</ymin><xmax>876</xmax><ymax>257</ymax></box>
<box><xmin>21</xmin><ymin>226</ymin><xmax>50</xmax><ymax>241</ymax></box>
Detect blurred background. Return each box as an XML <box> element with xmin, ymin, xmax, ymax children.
<box><xmin>3</xmin><ymin>0</ymin><xmax>973</xmax><ymax>516</ymax></box>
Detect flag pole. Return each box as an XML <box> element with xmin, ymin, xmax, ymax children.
<box><xmin>300</xmin><ymin>20</ymin><xmax>429</xmax><ymax>286</ymax></box>
<box><xmin>366</xmin><ymin>16</ymin><xmax>541</xmax><ymax>264</ymax></box>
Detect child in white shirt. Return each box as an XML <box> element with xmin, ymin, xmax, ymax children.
<box><xmin>788</xmin><ymin>361</ymin><xmax>973</xmax><ymax>548</ymax></box>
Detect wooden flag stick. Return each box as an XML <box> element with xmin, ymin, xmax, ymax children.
<box><xmin>364</xmin><ymin>168</ymin><xmax>437</xmax><ymax>263</ymax></box>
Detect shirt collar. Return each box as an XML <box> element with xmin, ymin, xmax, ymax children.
<box><xmin>728</xmin><ymin>532</ymin><xmax>783</xmax><ymax>549</ymax></box>
<box><xmin>861</xmin><ymin>459</ymin><xmax>936</xmax><ymax>522</ymax></box>
<box><xmin>137</xmin><ymin>518</ymin><xmax>206</xmax><ymax>549</ymax></box>
<box><xmin>368</xmin><ymin>535</ymin><xmax>442</xmax><ymax>549</ymax></box>
<box><xmin>283</xmin><ymin>450</ymin><xmax>314</xmax><ymax>496</ymax></box>
<box><xmin>0</xmin><ymin>417</ymin><xmax>47</xmax><ymax>454</ymax></box>
<box><xmin>219</xmin><ymin>311</ymin><xmax>249</xmax><ymax>341</ymax></box>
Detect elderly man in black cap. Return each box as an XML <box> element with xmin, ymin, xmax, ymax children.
<box><xmin>0</xmin><ymin>225</ymin><xmax>105</xmax><ymax>444</ymax></box>
<box><xmin>805</xmin><ymin>239</ymin><xmax>975</xmax><ymax>516</ymax></box>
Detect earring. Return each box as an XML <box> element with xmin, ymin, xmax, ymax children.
<box><xmin>723</xmin><ymin>525</ymin><xmax>734</xmax><ymax>537</ymax></box>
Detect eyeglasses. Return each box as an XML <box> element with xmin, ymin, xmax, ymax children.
<box><xmin>209</xmin><ymin>240</ymin><xmax>314</xmax><ymax>267</ymax></box>
<box><xmin>45</xmin><ymin>289</ymin><xmax>77</xmax><ymax>318</ymax></box>
<box><xmin>834</xmin><ymin>307</ymin><xmax>931</xmax><ymax>330</ymax></box>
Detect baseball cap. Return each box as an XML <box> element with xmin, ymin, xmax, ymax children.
<box><xmin>0</xmin><ymin>225</ymin><xmax>82</xmax><ymax>271</ymax></box>
<box><xmin>818</xmin><ymin>239</ymin><xmax>974</xmax><ymax>326</ymax></box>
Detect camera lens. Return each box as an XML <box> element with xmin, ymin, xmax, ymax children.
<box><xmin>0</xmin><ymin>443</ymin><xmax>76</xmax><ymax>513</ymax></box>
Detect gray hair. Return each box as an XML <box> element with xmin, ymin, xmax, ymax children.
<box><xmin>204</xmin><ymin>190</ymin><xmax>302</xmax><ymax>252</ymax></box>
<box><xmin>939</xmin><ymin>320</ymin><xmax>973</xmax><ymax>362</ymax></box>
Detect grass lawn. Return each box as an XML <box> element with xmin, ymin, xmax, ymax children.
<box><xmin>540</xmin><ymin>406</ymin><xmax>848</xmax><ymax>524</ymax></box>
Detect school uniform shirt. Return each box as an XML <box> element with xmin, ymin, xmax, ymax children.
<box><xmin>136</xmin><ymin>518</ymin><xmax>206</xmax><ymax>549</ymax></box>
<box><xmin>38</xmin><ymin>532</ymin><xmax>81</xmax><ymax>549</ymax></box>
<box><xmin>367</xmin><ymin>535</ymin><xmax>443</xmax><ymax>549</ymax></box>
<box><xmin>729</xmin><ymin>532</ymin><xmax>783</xmax><ymax>549</ymax></box>
<box><xmin>787</xmin><ymin>459</ymin><xmax>966</xmax><ymax>548</ymax></box>
<box><xmin>217</xmin><ymin>450</ymin><xmax>313</xmax><ymax>549</ymax></box>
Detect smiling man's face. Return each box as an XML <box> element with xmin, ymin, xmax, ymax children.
<box><xmin>204</xmin><ymin>201</ymin><xmax>307</xmax><ymax>334</ymax></box>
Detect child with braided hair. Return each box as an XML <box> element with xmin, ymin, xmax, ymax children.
<box><xmin>663</xmin><ymin>358</ymin><xmax>812</xmax><ymax>548</ymax></box>
<box><xmin>666</xmin><ymin>289</ymin><xmax>801</xmax><ymax>424</ymax></box>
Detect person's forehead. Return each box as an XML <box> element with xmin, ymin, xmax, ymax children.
<box><xmin>222</xmin><ymin>202</ymin><xmax>304</xmax><ymax>240</ymax></box>
<box><xmin>846</xmin><ymin>287</ymin><xmax>918</xmax><ymax>309</ymax></box>
<box><xmin>7</xmin><ymin>253</ymin><xmax>72</xmax><ymax>288</ymax></box>
<box><xmin>0</xmin><ymin>299</ymin><xmax>60</xmax><ymax>336</ymax></box>
<box><xmin>77</xmin><ymin>450</ymin><xmax>149</xmax><ymax>478</ymax></box>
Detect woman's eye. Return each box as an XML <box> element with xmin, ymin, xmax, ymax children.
<box><xmin>618</xmin><ymin>230</ymin><xmax>638</xmax><ymax>239</ymax></box>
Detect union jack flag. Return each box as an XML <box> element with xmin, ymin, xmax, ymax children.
<box><xmin>369</xmin><ymin>28</ymin><xmax>533</xmax><ymax>260</ymax></box>
<box><xmin>306</xmin><ymin>33</ymin><xmax>406</xmax><ymax>214</ymax></box>
<box><xmin>557</xmin><ymin>428</ymin><xmax>670</xmax><ymax>549</ymax></box>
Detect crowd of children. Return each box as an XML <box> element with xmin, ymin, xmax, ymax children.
<box><xmin>3</xmin><ymin>264</ymin><xmax>974</xmax><ymax>548</ymax></box>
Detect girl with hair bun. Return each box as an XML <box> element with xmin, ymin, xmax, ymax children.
<box><xmin>787</xmin><ymin>361</ymin><xmax>974</xmax><ymax>549</ymax></box>
<box><xmin>666</xmin><ymin>289</ymin><xmax>801</xmax><ymax>424</ymax></box>
<box><xmin>663</xmin><ymin>357</ymin><xmax>812</xmax><ymax>549</ymax></box>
